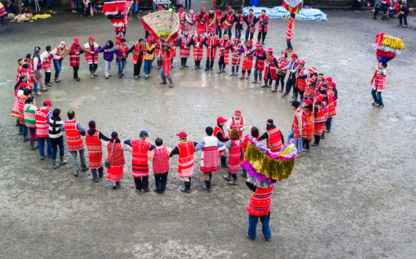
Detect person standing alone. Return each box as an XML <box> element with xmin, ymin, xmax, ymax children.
<box><xmin>370</xmin><ymin>62</ymin><xmax>387</xmax><ymax>108</ymax></box>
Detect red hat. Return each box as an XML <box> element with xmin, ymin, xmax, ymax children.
<box><xmin>216</xmin><ymin>9</ymin><xmax>221</xmax><ymax>14</ymax></box>
<box><xmin>89</xmin><ymin>36</ymin><xmax>95</xmax><ymax>41</ymax></box>
<box><xmin>299</xmin><ymin>60</ymin><xmax>305</xmax><ymax>65</ymax></box>
<box><xmin>246</xmin><ymin>40</ymin><xmax>252</xmax><ymax>44</ymax></box>
<box><xmin>197</xmin><ymin>30</ymin><xmax>202</xmax><ymax>34</ymax></box>
<box><xmin>267</xmin><ymin>48</ymin><xmax>273</xmax><ymax>53</ymax></box>
<box><xmin>228</xmin><ymin>6</ymin><xmax>232</xmax><ymax>9</ymax></box>
<box><xmin>329</xmin><ymin>82</ymin><xmax>336</xmax><ymax>87</ymax></box>
<box><xmin>256</xmin><ymin>42</ymin><xmax>262</xmax><ymax>47</ymax></box>
<box><xmin>44</xmin><ymin>100</ymin><xmax>53</xmax><ymax>107</ymax></box>
<box><xmin>208</xmin><ymin>27</ymin><xmax>215</xmax><ymax>32</ymax></box>
<box><xmin>325</xmin><ymin>77</ymin><xmax>333</xmax><ymax>82</ymax></box>
<box><xmin>316</xmin><ymin>95</ymin><xmax>324</xmax><ymax>102</ymax></box>
<box><xmin>74</xmin><ymin>38</ymin><xmax>80</xmax><ymax>44</ymax></box>
<box><xmin>217</xmin><ymin>117</ymin><xmax>228</xmax><ymax>123</ymax></box>
<box><xmin>20</xmin><ymin>82</ymin><xmax>29</xmax><ymax>88</ymax></box>
<box><xmin>303</xmin><ymin>99</ymin><xmax>313</xmax><ymax>105</ymax></box>
<box><xmin>281</xmin><ymin>50</ymin><xmax>288</xmax><ymax>54</ymax></box>
<box><xmin>201</xmin><ymin>7</ymin><xmax>205</xmax><ymax>10</ymax></box>
<box><xmin>233</xmin><ymin>37</ymin><xmax>238</xmax><ymax>41</ymax></box>
<box><xmin>158</xmin><ymin>6</ymin><xmax>163</xmax><ymax>10</ymax></box>
<box><xmin>291</xmin><ymin>53</ymin><xmax>298</xmax><ymax>58</ymax></box>
<box><xmin>179</xmin><ymin>8</ymin><xmax>183</xmax><ymax>12</ymax></box>
<box><xmin>235</xmin><ymin>110</ymin><xmax>241</xmax><ymax>114</ymax></box>
<box><xmin>176</xmin><ymin>131</ymin><xmax>187</xmax><ymax>138</ymax></box>
<box><xmin>308</xmin><ymin>67</ymin><xmax>316</xmax><ymax>72</ymax></box>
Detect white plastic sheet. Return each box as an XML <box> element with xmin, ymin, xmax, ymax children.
<box><xmin>242</xmin><ymin>6</ymin><xmax>328</xmax><ymax>21</ymax></box>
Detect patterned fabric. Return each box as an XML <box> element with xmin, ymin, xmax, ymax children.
<box><xmin>192</xmin><ymin>36</ymin><xmax>204</xmax><ymax>60</ymax></box>
<box><xmin>296</xmin><ymin>67</ymin><xmax>307</xmax><ymax>91</ymax></box>
<box><xmin>242</xmin><ymin>47</ymin><xmax>255</xmax><ymax>70</ymax></box>
<box><xmin>216</xmin><ymin>13</ymin><xmax>224</xmax><ymax>30</ymax></box>
<box><xmin>293</xmin><ymin>109</ymin><xmax>306</xmax><ymax>139</ymax></box>
<box><xmin>266</xmin><ymin>127</ymin><xmax>283</xmax><ymax>153</ymax></box>
<box><xmin>373</xmin><ymin>70</ymin><xmax>387</xmax><ymax>91</ymax></box>
<box><xmin>162</xmin><ymin>50</ymin><xmax>172</xmax><ymax>77</ymax></box>
<box><xmin>24</xmin><ymin>104</ymin><xmax>37</xmax><ymax>128</ymax></box>
<box><xmin>107</xmin><ymin>142</ymin><xmax>125</xmax><ymax>167</ymax></box>
<box><xmin>18</xmin><ymin>95</ymin><xmax>28</xmax><ymax>124</ymax></box>
<box><xmin>86</xmin><ymin>131</ymin><xmax>103</xmax><ymax>169</ymax></box>
<box><xmin>42</xmin><ymin>53</ymin><xmax>53</xmax><ymax>72</ymax></box>
<box><xmin>224</xmin><ymin>12</ymin><xmax>234</xmax><ymax>29</ymax></box>
<box><xmin>205</xmin><ymin>34</ymin><xmax>219</xmax><ymax>59</ymax></box>
<box><xmin>178</xmin><ymin>141</ymin><xmax>194</xmax><ymax>178</ymax></box>
<box><xmin>179</xmin><ymin>12</ymin><xmax>187</xmax><ymax>30</ymax></box>
<box><xmin>228</xmin><ymin>140</ymin><xmax>241</xmax><ymax>174</ymax></box>
<box><xmin>53</xmin><ymin>46</ymin><xmax>66</xmax><ymax>61</ymax></box>
<box><xmin>327</xmin><ymin>90</ymin><xmax>337</xmax><ymax>117</ymax></box>
<box><xmin>115</xmin><ymin>31</ymin><xmax>124</xmax><ymax>47</ymax></box>
<box><xmin>214</xmin><ymin>125</ymin><xmax>226</xmax><ymax>157</ymax></box>
<box><xmin>64</xmin><ymin>120</ymin><xmax>85</xmax><ymax>151</ymax></box>
<box><xmin>11</xmin><ymin>94</ymin><xmax>20</xmax><ymax>119</ymax></box>
<box><xmin>35</xmin><ymin>108</ymin><xmax>50</xmax><ymax>138</ymax></box>
<box><xmin>314</xmin><ymin>104</ymin><xmax>326</xmax><ymax>135</ymax></box>
<box><xmin>247</xmin><ymin>186</ymin><xmax>273</xmax><ymax>216</ymax></box>
<box><xmin>218</xmin><ymin>39</ymin><xmax>231</xmax><ymax>65</ymax></box>
<box><xmin>117</xmin><ymin>45</ymin><xmax>129</xmax><ymax>59</ymax></box>
<box><xmin>258</xmin><ymin>15</ymin><xmax>269</xmax><ymax>32</ymax></box>
<box><xmin>255</xmin><ymin>48</ymin><xmax>266</xmax><ymax>71</ymax></box>
<box><xmin>84</xmin><ymin>42</ymin><xmax>99</xmax><ymax>64</ymax></box>
<box><xmin>302</xmin><ymin>110</ymin><xmax>315</xmax><ymax>140</ymax></box>
<box><xmin>152</xmin><ymin>147</ymin><xmax>170</xmax><ymax>174</ymax></box>
<box><xmin>106</xmin><ymin>166</ymin><xmax>124</xmax><ymax>182</ymax></box>
<box><xmin>277</xmin><ymin>57</ymin><xmax>289</xmax><ymax>74</ymax></box>
<box><xmin>229</xmin><ymin>116</ymin><xmax>244</xmax><ymax>138</ymax></box>
<box><xmin>200</xmin><ymin>136</ymin><xmax>219</xmax><ymax>173</ymax></box>
<box><xmin>286</xmin><ymin>19</ymin><xmax>295</xmax><ymax>40</ymax></box>
<box><xmin>131</xmin><ymin>139</ymin><xmax>152</xmax><ymax>177</ymax></box>
<box><xmin>305</xmin><ymin>74</ymin><xmax>317</xmax><ymax>98</ymax></box>
<box><xmin>197</xmin><ymin>12</ymin><xmax>208</xmax><ymax>32</ymax></box>
<box><xmin>132</xmin><ymin>43</ymin><xmax>145</xmax><ymax>64</ymax></box>
<box><xmin>246</xmin><ymin>14</ymin><xmax>256</xmax><ymax>33</ymax></box>
<box><xmin>207</xmin><ymin>17</ymin><xmax>216</xmax><ymax>32</ymax></box>
<box><xmin>263</xmin><ymin>55</ymin><xmax>277</xmax><ymax>80</ymax></box>
<box><xmin>69</xmin><ymin>43</ymin><xmax>81</xmax><ymax>67</ymax></box>
<box><xmin>170</xmin><ymin>40</ymin><xmax>177</xmax><ymax>57</ymax></box>
<box><xmin>230</xmin><ymin>43</ymin><xmax>242</xmax><ymax>66</ymax></box>
<box><xmin>179</xmin><ymin>35</ymin><xmax>191</xmax><ymax>58</ymax></box>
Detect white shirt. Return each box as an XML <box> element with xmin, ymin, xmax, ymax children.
<box><xmin>226</xmin><ymin>116</ymin><xmax>247</xmax><ymax>135</ymax></box>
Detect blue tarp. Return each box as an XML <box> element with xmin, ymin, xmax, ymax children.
<box><xmin>242</xmin><ymin>6</ymin><xmax>328</xmax><ymax>21</ymax></box>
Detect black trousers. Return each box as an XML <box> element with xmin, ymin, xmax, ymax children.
<box><xmin>72</xmin><ymin>66</ymin><xmax>79</xmax><ymax>74</ymax></box>
<box><xmin>134</xmin><ymin>176</ymin><xmax>149</xmax><ymax>191</ymax></box>
<box><xmin>235</xmin><ymin>28</ymin><xmax>242</xmax><ymax>39</ymax></box>
<box><xmin>257</xmin><ymin>31</ymin><xmax>267</xmax><ymax>43</ymax></box>
<box><xmin>45</xmin><ymin>71</ymin><xmax>51</xmax><ymax>83</ymax></box>
<box><xmin>89</xmin><ymin>63</ymin><xmax>98</xmax><ymax>72</ymax></box>
<box><xmin>304</xmin><ymin>139</ymin><xmax>310</xmax><ymax>149</ymax></box>
<box><xmin>216</xmin><ymin>26</ymin><xmax>222</xmax><ymax>38</ymax></box>
<box><xmin>154</xmin><ymin>172</ymin><xmax>168</xmax><ymax>193</ymax></box>
<box><xmin>276</xmin><ymin>74</ymin><xmax>285</xmax><ymax>89</ymax></box>
<box><xmin>219</xmin><ymin>56</ymin><xmax>226</xmax><ymax>70</ymax></box>
<box><xmin>134</xmin><ymin>60</ymin><xmax>142</xmax><ymax>76</ymax></box>
<box><xmin>245</xmin><ymin>30</ymin><xmax>254</xmax><ymax>41</ymax></box>
<box><xmin>181</xmin><ymin>58</ymin><xmax>188</xmax><ymax>67</ymax></box>
<box><xmin>206</xmin><ymin>58</ymin><xmax>215</xmax><ymax>69</ymax></box>
<box><xmin>285</xmin><ymin>73</ymin><xmax>296</xmax><ymax>94</ymax></box>
<box><xmin>91</xmin><ymin>166</ymin><xmax>103</xmax><ymax>181</ymax></box>
<box><xmin>224</xmin><ymin>28</ymin><xmax>232</xmax><ymax>38</ymax></box>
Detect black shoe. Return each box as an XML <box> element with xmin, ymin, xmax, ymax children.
<box><xmin>204</xmin><ymin>68</ymin><xmax>209</xmax><ymax>71</ymax></box>
<box><xmin>320</xmin><ymin>135</ymin><xmax>325</xmax><ymax>140</ymax></box>
<box><xmin>76</xmin><ymin>77</ymin><xmax>80</xmax><ymax>81</ymax></box>
<box><xmin>180</xmin><ymin>187</ymin><xmax>191</xmax><ymax>193</ymax></box>
<box><xmin>23</xmin><ymin>136</ymin><xmax>30</xmax><ymax>142</ymax></box>
<box><xmin>141</xmin><ymin>188</ymin><xmax>150</xmax><ymax>193</ymax></box>
<box><xmin>311</xmin><ymin>143</ymin><xmax>319</xmax><ymax>146</ymax></box>
<box><xmin>93</xmin><ymin>179</ymin><xmax>99</xmax><ymax>183</ymax></box>
<box><xmin>82</xmin><ymin>167</ymin><xmax>89</xmax><ymax>172</ymax></box>
<box><xmin>203</xmin><ymin>185</ymin><xmax>211</xmax><ymax>191</ymax></box>
<box><xmin>153</xmin><ymin>188</ymin><xmax>160</xmax><ymax>193</ymax></box>
<box><xmin>324</xmin><ymin>129</ymin><xmax>331</xmax><ymax>133</ymax></box>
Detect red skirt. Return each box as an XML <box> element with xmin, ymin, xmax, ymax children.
<box><xmin>228</xmin><ymin>149</ymin><xmax>241</xmax><ymax>174</ymax></box>
<box><xmin>106</xmin><ymin>166</ymin><xmax>124</xmax><ymax>182</ymax></box>
<box><xmin>314</xmin><ymin>123</ymin><xmax>325</xmax><ymax>136</ymax></box>
<box><xmin>200</xmin><ymin>147</ymin><xmax>219</xmax><ymax>173</ymax></box>
<box><xmin>11</xmin><ymin>96</ymin><xmax>20</xmax><ymax>119</ymax></box>
<box><xmin>242</xmin><ymin>58</ymin><xmax>253</xmax><ymax>71</ymax></box>
<box><xmin>88</xmin><ymin>151</ymin><xmax>103</xmax><ymax>169</ymax></box>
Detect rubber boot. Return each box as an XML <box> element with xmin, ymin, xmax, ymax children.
<box><xmin>75</xmin><ymin>72</ymin><xmax>80</xmax><ymax>81</ymax></box>
<box><xmin>246</xmin><ymin>72</ymin><xmax>251</xmax><ymax>79</ymax></box>
<box><xmin>168</xmin><ymin>78</ymin><xmax>174</xmax><ymax>88</ymax></box>
<box><xmin>261</xmin><ymin>79</ymin><xmax>268</xmax><ymax>88</ymax></box>
<box><xmin>321</xmin><ymin>131</ymin><xmax>325</xmax><ymax>139</ymax></box>
<box><xmin>180</xmin><ymin>59</ymin><xmax>184</xmax><ymax>69</ymax></box>
<box><xmin>239</xmin><ymin>72</ymin><xmax>245</xmax><ymax>79</ymax></box>
<box><xmin>203</xmin><ymin>180</ymin><xmax>211</xmax><ymax>191</ymax></box>
<box><xmin>311</xmin><ymin>135</ymin><xmax>320</xmax><ymax>146</ymax></box>
<box><xmin>220</xmin><ymin>156</ymin><xmax>228</xmax><ymax>168</ymax></box>
<box><xmin>242</xmin><ymin>169</ymin><xmax>247</xmax><ymax>177</ymax></box>
<box><xmin>30</xmin><ymin>141</ymin><xmax>39</xmax><ymax>150</ymax></box>
<box><xmin>53</xmin><ymin>160</ymin><xmax>60</xmax><ymax>169</ymax></box>
<box><xmin>90</xmin><ymin>71</ymin><xmax>94</xmax><ymax>79</ymax></box>
<box><xmin>228</xmin><ymin>174</ymin><xmax>237</xmax><ymax>185</ymax></box>
<box><xmin>290</xmin><ymin>92</ymin><xmax>298</xmax><ymax>103</ymax></box>
<box><xmin>159</xmin><ymin>77</ymin><xmax>167</xmax><ymax>84</ymax></box>
<box><xmin>60</xmin><ymin>156</ymin><xmax>67</xmax><ymax>165</ymax></box>
<box><xmin>55</xmin><ymin>73</ymin><xmax>61</xmax><ymax>83</ymax></box>
<box><xmin>93</xmin><ymin>70</ymin><xmax>98</xmax><ymax>76</ymax></box>
<box><xmin>181</xmin><ymin>180</ymin><xmax>191</xmax><ymax>193</ymax></box>
<box><xmin>251</xmin><ymin>74</ymin><xmax>258</xmax><ymax>83</ymax></box>
<box><xmin>223</xmin><ymin>171</ymin><xmax>231</xmax><ymax>181</ymax></box>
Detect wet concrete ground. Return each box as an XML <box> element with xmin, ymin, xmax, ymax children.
<box><xmin>1</xmin><ymin>8</ymin><xmax>416</xmax><ymax>259</ymax></box>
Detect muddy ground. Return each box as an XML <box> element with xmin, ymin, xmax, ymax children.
<box><xmin>1</xmin><ymin>5</ymin><xmax>416</xmax><ymax>259</ymax></box>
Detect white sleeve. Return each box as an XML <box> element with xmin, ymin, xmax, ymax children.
<box><xmin>226</xmin><ymin>118</ymin><xmax>232</xmax><ymax>133</ymax></box>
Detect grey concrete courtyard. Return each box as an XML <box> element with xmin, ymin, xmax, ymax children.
<box><xmin>0</xmin><ymin>8</ymin><xmax>416</xmax><ymax>259</ymax></box>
